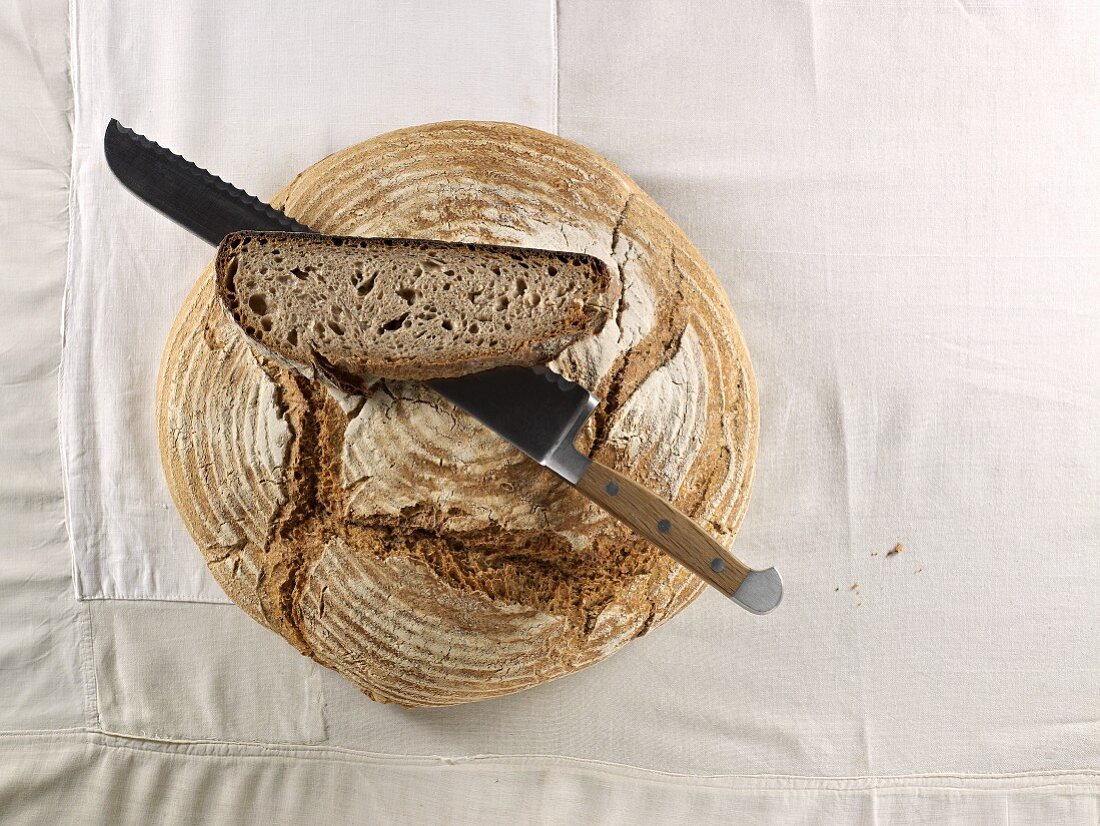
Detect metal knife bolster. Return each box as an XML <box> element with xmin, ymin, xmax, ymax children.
<box><xmin>426</xmin><ymin>366</ymin><xmax>598</xmax><ymax>485</ymax></box>
<box><xmin>544</xmin><ymin>432</ymin><xmax>593</xmax><ymax>485</ymax></box>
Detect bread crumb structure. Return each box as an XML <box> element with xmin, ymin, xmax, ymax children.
<box><xmin>216</xmin><ymin>232</ymin><xmax>614</xmax><ymax>386</ymax></box>
<box><xmin>157</xmin><ymin>122</ymin><xmax>759</xmax><ymax>706</ymax></box>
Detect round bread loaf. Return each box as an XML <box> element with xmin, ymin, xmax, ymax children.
<box><xmin>157</xmin><ymin>121</ymin><xmax>758</xmax><ymax>707</ymax></box>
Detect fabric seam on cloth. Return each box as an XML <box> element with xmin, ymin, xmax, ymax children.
<box><xmin>0</xmin><ymin>729</ymin><xmax>1096</xmax><ymax>792</ymax></box>
<box><xmin>74</xmin><ymin>603</ymin><xmax>101</xmax><ymax>730</ymax></box>
<box><xmin>78</xmin><ymin>593</ymin><xmax>232</xmax><ymax>605</ymax></box>
<box><xmin>61</xmin><ymin>0</ymin><xmax>102</xmax><ymax>731</ymax></box>
<box><xmin>551</xmin><ymin>0</ymin><xmax>559</xmax><ymax>135</ymax></box>
<box><xmin>58</xmin><ymin>0</ymin><xmax>81</xmax><ymax>603</ymax></box>
<box><xmin>306</xmin><ymin>664</ymin><xmax>330</xmax><ymax>743</ymax></box>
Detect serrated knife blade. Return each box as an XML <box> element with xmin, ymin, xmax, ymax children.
<box><xmin>104</xmin><ymin>119</ymin><xmax>313</xmax><ymax>244</ymax></box>
<box><xmin>104</xmin><ymin>120</ymin><xmax>781</xmax><ymax>614</ymax></box>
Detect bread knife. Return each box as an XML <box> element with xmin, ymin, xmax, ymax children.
<box><xmin>104</xmin><ymin>119</ymin><xmax>782</xmax><ymax>615</ymax></box>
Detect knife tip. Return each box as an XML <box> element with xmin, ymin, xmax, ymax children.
<box><xmin>105</xmin><ymin>118</ymin><xmax>129</xmax><ymax>141</ymax></box>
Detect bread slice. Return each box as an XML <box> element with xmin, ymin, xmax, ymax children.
<box><xmin>214</xmin><ymin>231</ymin><xmax>614</xmax><ymax>388</ymax></box>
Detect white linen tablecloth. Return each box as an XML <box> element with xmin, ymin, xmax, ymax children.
<box><xmin>1</xmin><ymin>0</ymin><xmax>1097</xmax><ymax>822</ymax></box>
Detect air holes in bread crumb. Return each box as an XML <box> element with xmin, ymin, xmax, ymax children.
<box><xmin>380</xmin><ymin>313</ymin><xmax>409</xmax><ymax>333</ymax></box>
<box><xmin>354</xmin><ymin>268</ymin><xmax>377</xmax><ymax>296</ymax></box>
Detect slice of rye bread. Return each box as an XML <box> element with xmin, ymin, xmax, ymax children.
<box><xmin>214</xmin><ymin>231</ymin><xmax>616</xmax><ymax>389</ymax></box>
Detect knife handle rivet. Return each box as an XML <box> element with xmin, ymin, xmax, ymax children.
<box><xmin>710</xmin><ymin>557</ymin><xmax>726</xmax><ymax>573</ymax></box>
<box><xmin>605</xmin><ymin>481</ymin><xmax>620</xmax><ymax>496</ymax></box>
<box><xmin>657</xmin><ymin>519</ymin><xmax>671</xmax><ymax>534</ymax></box>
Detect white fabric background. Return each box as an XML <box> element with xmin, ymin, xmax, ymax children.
<box><xmin>1</xmin><ymin>0</ymin><xmax>1098</xmax><ymax>822</ymax></box>
<box><xmin>556</xmin><ymin>0</ymin><xmax>1100</xmax><ymax>777</ymax></box>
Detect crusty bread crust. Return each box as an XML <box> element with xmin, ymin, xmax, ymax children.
<box><xmin>156</xmin><ymin>121</ymin><xmax>758</xmax><ymax>707</ymax></box>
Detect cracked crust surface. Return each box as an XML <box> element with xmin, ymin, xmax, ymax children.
<box><xmin>156</xmin><ymin>121</ymin><xmax>758</xmax><ymax>707</ymax></box>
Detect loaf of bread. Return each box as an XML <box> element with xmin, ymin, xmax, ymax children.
<box><xmin>214</xmin><ymin>231</ymin><xmax>615</xmax><ymax>387</ymax></box>
<box><xmin>157</xmin><ymin>121</ymin><xmax>758</xmax><ymax>707</ymax></box>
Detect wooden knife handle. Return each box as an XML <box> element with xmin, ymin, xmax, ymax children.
<box><xmin>574</xmin><ymin>460</ymin><xmax>753</xmax><ymax>599</ymax></box>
